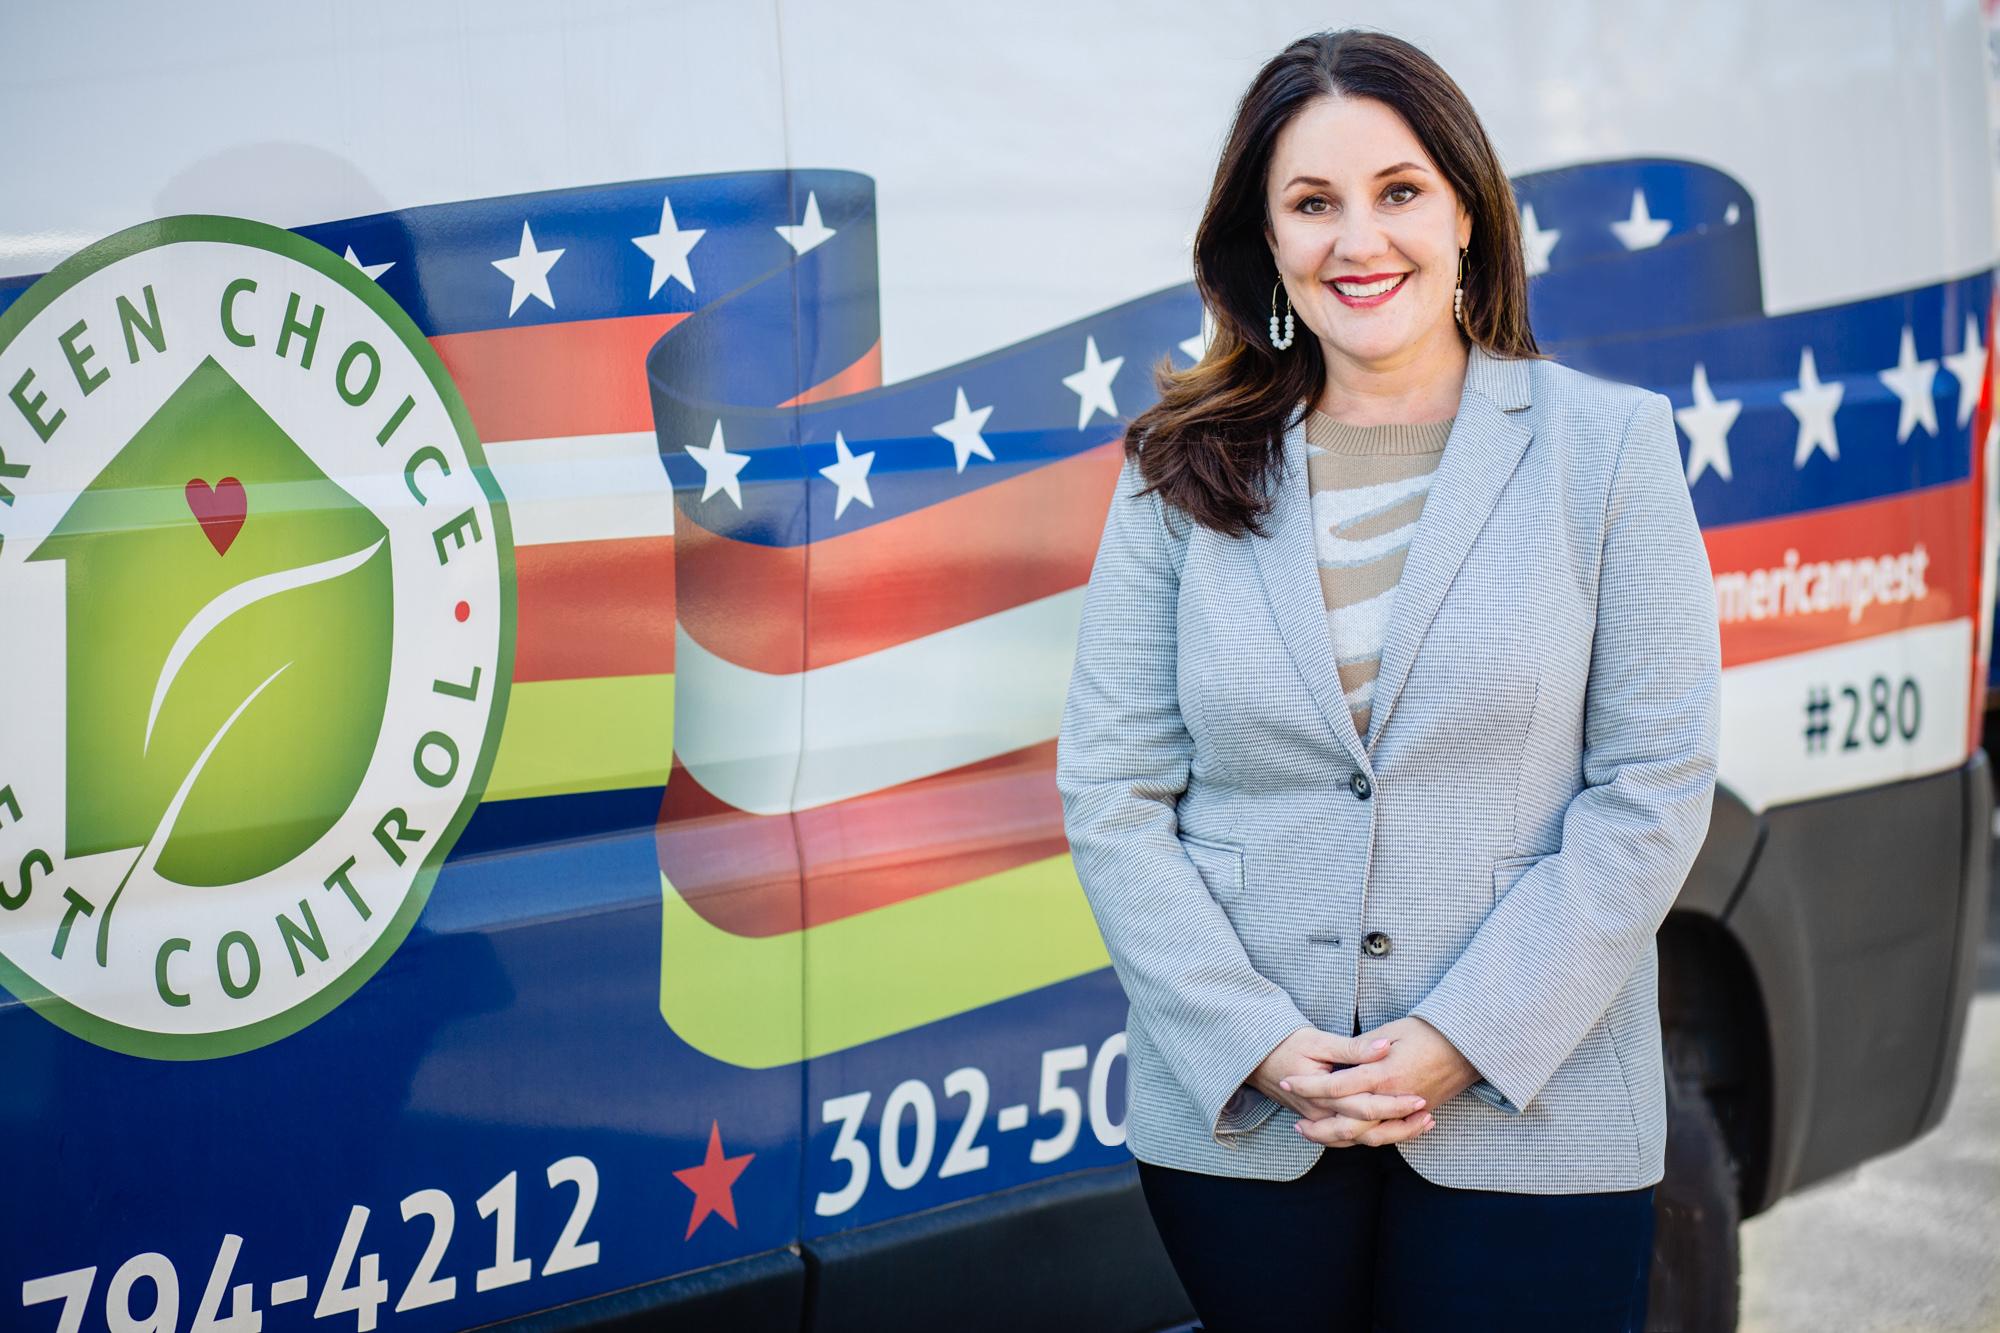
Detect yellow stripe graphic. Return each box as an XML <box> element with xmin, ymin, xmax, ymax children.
<box><xmin>485</xmin><ymin>673</ymin><xmax>676</xmax><ymax>800</ymax></box>
<box><xmin>658</xmin><ymin>853</ymin><xmax>1110</xmax><ymax>1068</ymax></box>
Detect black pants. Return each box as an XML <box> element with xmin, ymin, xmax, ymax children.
<box><xmin>1136</xmin><ymin>1142</ymin><xmax>1656</xmax><ymax>1332</ymax></box>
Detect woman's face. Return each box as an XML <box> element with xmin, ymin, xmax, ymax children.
<box><xmin>1263</xmin><ymin>94</ymin><xmax>1473</xmax><ymax>375</ymax></box>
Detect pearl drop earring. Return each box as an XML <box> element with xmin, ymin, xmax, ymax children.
<box><xmin>1269</xmin><ymin>279</ymin><xmax>1295</xmax><ymax>350</ymax></box>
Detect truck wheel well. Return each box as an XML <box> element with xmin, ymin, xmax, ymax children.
<box><xmin>1658</xmin><ymin>914</ymin><xmax>1773</xmax><ymax>1218</ymax></box>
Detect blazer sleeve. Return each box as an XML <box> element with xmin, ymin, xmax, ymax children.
<box><xmin>1056</xmin><ymin>450</ymin><xmax>1312</xmax><ymax>1148</ymax></box>
<box><xmin>1410</xmin><ymin>389</ymin><xmax>1721</xmax><ymax>1114</ymax></box>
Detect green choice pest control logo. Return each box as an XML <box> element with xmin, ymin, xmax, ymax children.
<box><xmin>0</xmin><ymin>217</ymin><xmax>513</xmax><ymax>1058</ymax></box>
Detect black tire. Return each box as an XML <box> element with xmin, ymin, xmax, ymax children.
<box><xmin>1645</xmin><ymin>1064</ymin><xmax>1742</xmax><ymax>1331</ymax></box>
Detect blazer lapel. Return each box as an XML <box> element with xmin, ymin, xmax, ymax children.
<box><xmin>1363</xmin><ymin>342</ymin><xmax>1534</xmax><ymax>754</ymax></box>
<box><xmin>1247</xmin><ymin>341</ymin><xmax>1534</xmax><ymax>773</ymax></box>
<box><xmin>1249</xmin><ymin>401</ymin><xmax>1371</xmax><ymax>770</ymax></box>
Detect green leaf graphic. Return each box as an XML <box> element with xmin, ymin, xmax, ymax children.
<box><xmin>29</xmin><ymin>356</ymin><xmax>393</xmax><ymax>888</ymax></box>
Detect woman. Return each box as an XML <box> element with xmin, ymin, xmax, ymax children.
<box><xmin>1053</xmin><ymin>28</ymin><xmax>1720</xmax><ymax>1332</ymax></box>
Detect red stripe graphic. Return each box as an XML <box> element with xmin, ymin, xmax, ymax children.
<box><xmin>655</xmin><ymin>739</ymin><xmax>1064</xmax><ymax>937</ymax></box>
<box><xmin>672</xmin><ymin>514</ymin><xmax>807</xmax><ymax>675</ymax></box>
<box><xmin>515</xmin><ymin>537</ymin><xmax>677</xmax><ymax>682</ymax></box>
<box><xmin>650</xmin><ymin>773</ymin><xmax>806</xmax><ymax>936</ymax></box>
<box><xmin>431</xmin><ymin>323</ymin><xmax>884</xmax><ymax>444</ymax></box>
<box><xmin>1704</xmin><ymin>479</ymin><xmax>1975</xmax><ymax>669</ymax></box>
<box><xmin>673</xmin><ymin>441</ymin><xmax>1126</xmax><ymax>674</ymax></box>
<box><xmin>433</xmin><ymin>314</ymin><xmax>680</xmax><ymax>442</ymax></box>
<box><xmin>803</xmin><ymin>441</ymin><xmax>1123</xmax><ymax>667</ymax></box>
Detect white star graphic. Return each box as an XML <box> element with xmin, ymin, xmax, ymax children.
<box><xmin>1610</xmin><ymin>189</ymin><xmax>1671</xmax><ymax>251</ymax></box>
<box><xmin>1677</xmin><ymin>363</ymin><xmax>1741</xmax><ymax>486</ymax></box>
<box><xmin>342</xmin><ymin>245</ymin><xmax>394</xmax><ymax>281</ymax></box>
<box><xmin>1179</xmin><ymin>307</ymin><xmax>1216</xmax><ymax>363</ymax></box>
<box><xmin>632</xmin><ymin>196</ymin><xmax>706</xmax><ymax>299</ymax></box>
<box><xmin>932</xmin><ymin>387</ymin><xmax>996</xmax><ymax>472</ymax></box>
<box><xmin>776</xmin><ymin>191</ymin><xmax>837</xmax><ymax>256</ymax></box>
<box><xmin>818</xmin><ymin>430</ymin><xmax>876</xmax><ymax>519</ymax></box>
<box><xmin>1724</xmin><ymin>202</ymin><xmax>1741</xmax><ymax>225</ymax></box>
<box><xmin>1878</xmin><ymin>326</ymin><xmax>1940</xmax><ymax>443</ymax></box>
<box><xmin>492</xmin><ymin>222</ymin><xmax>564</xmax><ymax>317</ymax></box>
<box><xmin>1063</xmin><ymin>336</ymin><xmax>1123</xmax><ymax>430</ymax></box>
<box><xmin>1944</xmin><ymin>313</ymin><xmax>1987</xmax><ymax>429</ymax></box>
<box><xmin>1520</xmin><ymin>202</ymin><xmax>1560</xmax><ymax>276</ymax></box>
<box><xmin>1781</xmin><ymin>346</ymin><xmax>1843</xmax><ymax>469</ymax></box>
<box><xmin>687</xmin><ymin>419</ymin><xmax>750</xmax><ymax>507</ymax></box>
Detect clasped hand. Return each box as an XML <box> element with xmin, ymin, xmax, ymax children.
<box><xmin>1249</xmin><ymin>1016</ymin><xmax>1483</xmax><ymax>1147</ymax></box>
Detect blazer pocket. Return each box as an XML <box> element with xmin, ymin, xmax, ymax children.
<box><xmin>1178</xmin><ymin>833</ymin><xmax>1245</xmax><ymax>896</ymax></box>
<box><xmin>1491</xmin><ymin>851</ymin><xmax>1551</xmax><ymax>907</ymax></box>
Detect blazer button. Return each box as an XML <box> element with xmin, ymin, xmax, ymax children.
<box><xmin>1349</xmin><ymin>773</ymin><xmax>1372</xmax><ymax>800</ymax></box>
<box><xmin>1362</xmin><ymin>931</ymin><xmax>1391</xmax><ymax>957</ymax></box>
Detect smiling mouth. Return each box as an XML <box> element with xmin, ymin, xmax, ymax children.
<box><xmin>1327</xmin><ymin>273</ymin><xmax>1409</xmax><ymax>298</ymax></box>
<box><xmin>1324</xmin><ymin>273</ymin><xmax>1410</xmax><ymax>310</ymax></box>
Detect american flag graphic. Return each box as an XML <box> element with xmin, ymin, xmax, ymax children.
<box><xmin>636</xmin><ymin>171</ymin><xmax>1198</xmax><ymax>1062</ymax></box>
<box><xmin>1513</xmin><ymin>158</ymin><xmax>1993</xmax><ymax>811</ymax></box>
<box><xmin>1</xmin><ymin>157</ymin><xmax>1989</xmax><ymax>1080</ymax></box>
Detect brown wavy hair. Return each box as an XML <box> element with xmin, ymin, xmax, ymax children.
<box><xmin>1127</xmin><ymin>29</ymin><xmax>1544</xmax><ymax>537</ymax></box>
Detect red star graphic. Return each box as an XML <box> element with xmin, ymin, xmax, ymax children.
<box><xmin>674</xmin><ymin>1119</ymin><xmax>755</xmax><ymax>1240</ymax></box>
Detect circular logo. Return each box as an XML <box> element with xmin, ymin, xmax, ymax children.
<box><xmin>0</xmin><ymin>216</ymin><xmax>513</xmax><ymax>1058</ymax></box>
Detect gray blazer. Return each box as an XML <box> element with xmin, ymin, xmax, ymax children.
<box><xmin>1055</xmin><ymin>340</ymin><xmax>1720</xmax><ymax>1192</ymax></box>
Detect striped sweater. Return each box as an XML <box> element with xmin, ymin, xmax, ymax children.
<box><xmin>1302</xmin><ymin>407</ymin><xmax>1456</xmax><ymax>747</ymax></box>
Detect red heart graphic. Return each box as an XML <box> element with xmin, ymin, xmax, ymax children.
<box><xmin>185</xmin><ymin>477</ymin><xmax>247</xmax><ymax>556</ymax></box>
